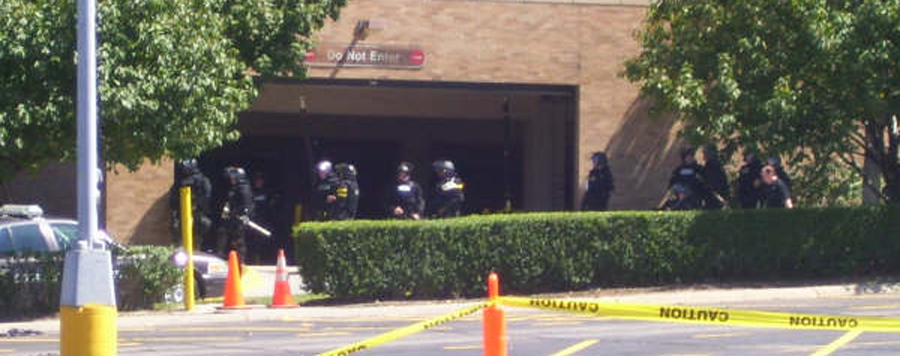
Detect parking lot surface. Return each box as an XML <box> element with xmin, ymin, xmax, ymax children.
<box><xmin>2</xmin><ymin>281</ymin><xmax>900</xmax><ymax>355</ymax></box>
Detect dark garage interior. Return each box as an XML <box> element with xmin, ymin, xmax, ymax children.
<box><xmin>193</xmin><ymin>79</ymin><xmax>577</xmax><ymax>263</ymax></box>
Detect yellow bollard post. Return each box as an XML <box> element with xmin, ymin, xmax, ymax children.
<box><xmin>59</xmin><ymin>239</ymin><xmax>118</xmax><ymax>356</ymax></box>
<box><xmin>61</xmin><ymin>304</ymin><xmax>117</xmax><ymax>356</ymax></box>
<box><xmin>180</xmin><ymin>186</ymin><xmax>195</xmax><ymax>311</ymax></box>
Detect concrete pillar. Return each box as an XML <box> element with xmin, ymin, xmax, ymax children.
<box><xmin>524</xmin><ymin>97</ymin><xmax>569</xmax><ymax>211</ymax></box>
<box><xmin>548</xmin><ymin>96</ymin><xmax>567</xmax><ymax>210</ymax></box>
<box><xmin>523</xmin><ymin>115</ymin><xmax>550</xmax><ymax>211</ymax></box>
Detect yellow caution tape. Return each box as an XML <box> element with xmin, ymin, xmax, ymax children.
<box><xmin>500</xmin><ymin>296</ymin><xmax>900</xmax><ymax>333</ymax></box>
<box><xmin>314</xmin><ymin>302</ymin><xmax>489</xmax><ymax>356</ymax></box>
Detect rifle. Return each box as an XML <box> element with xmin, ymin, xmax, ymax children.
<box><xmin>222</xmin><ymin>204</ymin><xmax>272</xmax><ymax>238</ymax></box>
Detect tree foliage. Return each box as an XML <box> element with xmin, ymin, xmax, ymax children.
<box><xmin>625</xmin><ymin>0</ymin><xmax>900</xmax><ymax>205</ymax></box>
<box><xmin>0</xmin><ymin>0</ymin><xmax>345</xmax><ymax>178</ymax></box>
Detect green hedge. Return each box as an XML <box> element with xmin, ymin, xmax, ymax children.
<box><xmin>0</xmin><ymin>245</ymin><xmax>181</xmax><ymax>319</ymax></box>
<box><xmin>0</xmin><ymin>253</ymin><xmax>64</xmax><ymax>319</ymax></box>
<box><xmin>293</xmin><ymin>206</ymin><xmax>900</xmax><ymax>299</ymax></box>
<box><xmin>115</xmin><ymin>246</ymin><xmax>182</xmax><ymax>310</ymax></box>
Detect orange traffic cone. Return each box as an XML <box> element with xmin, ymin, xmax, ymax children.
<box><xmin>483</xmin><ymin>272</ymin><xmax>508</xmax><ymax>356</ymax></box>
<box><xmin>218</xmin><ymin>250</ymin><xmax>251</xmax><ymax>310</ymax></box>
<box><xmin>269</xmin><ymin>249</ymin><xmax>299</xmax><ymax>308</ymax></box>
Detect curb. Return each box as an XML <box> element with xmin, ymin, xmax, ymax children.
<box><xmin>3</xmin><ymin>281</ymin><xmax>899</xmax><ymax>334</ymax></box>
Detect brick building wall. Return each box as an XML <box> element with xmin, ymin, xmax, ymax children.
<box><xmin>101</xmin><ymin>0</ymin><xmax>685</xmax><ymax>245</ymax></box>
<box><xmin>300</xmin><ymin>0</ymin><xmax>683</xmax><ymax>209</ymax></box>
<box><xmin>106</xmin><ymin>160</ymin><xmax>173</xmax><ymax>245</ymax></box>
<box><xmin>1</xmin><ymin>163</ymin><xmax>77</xmax><ymax>218</ymax></box>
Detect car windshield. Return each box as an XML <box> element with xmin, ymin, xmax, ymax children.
<box><xmin>50</xmin><ymin>222</ymin><xmax>78</xmax><ymax>251</ymax></box>
<box><xmin>9</xmin><ymin>223</ymin><xmax>49</xmax><ymax>252</ymax></box>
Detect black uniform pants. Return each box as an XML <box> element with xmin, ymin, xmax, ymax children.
<box><xmin>223</xmin><ymin>219</ymin><xmax>247</xmax><ymax>264</ymax></box>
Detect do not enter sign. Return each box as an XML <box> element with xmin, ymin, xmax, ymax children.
<box><xmin>304</xmin><ymin>43</ymin><xmax>426</xmax><ymax>69</ymax></box>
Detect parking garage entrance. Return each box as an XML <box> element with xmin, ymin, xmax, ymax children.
<box><xmin>197</xmin><ymin>79</ymin><xmax>577</xmax><ymax>262</ymax></box>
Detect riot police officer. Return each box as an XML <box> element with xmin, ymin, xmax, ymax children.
<box><xmin>582</xmin><ymin>152</ymin><xmax>615</xmax><ymax>211</ymax></box>
<box><xmin>662</xmin><ymin>147</ymin><xmax>704</xmax><ymax>210</ymax></box>
<box><xmin>387</xmin><ymin>162</ymin><xmax>425</xmax><ymax>220</ymax></box>
<box><xmin>312</xmin><ymin>160</ymin><xmax>341</xmax><ymax>221</ymax></box>
<box><xmin>659</xmin><ymin>183</ymin><xmax>700</xmax><ymax>211</ymax></box>
<box><xmin>333</xmin><ymin>163</ymin><xmax>360</xmax><ymax>220</ymax></box>
<box><xmin>761</xmin><ymin>165</ymin><xmax>794</xmax><ymax>209</ymax></box>
<box><xmin>766</xmin><ymin>156</ymin><xmax>792</xmax><ymax>191</ymax></box>
<box><xmin>248</xmin><ymin>171</ymin><xmax>276</xmax><ymax>263</ymax></box>
<box><xmin>737</xmin><ymin>152</ymin><xmax>763</xmax><ymax>209</ymax></box>
<box><xmin>221</xmin><ymin>167</ymin><xmax>253</xmax><ymax>262</ymax></box>
<box><xmin>429</xmin><ymin>160</ymin><xmax>465</xmax><ymax>218</ymax></box>
<box><xmin>700</xmin><ymin>146</ymin><xmax>729</xmax><ymax>209</ymax></box>
<box><xmin>169</xmin><ymin>159</ymin><xmax>212</xmax><ymax>247</ymax></box>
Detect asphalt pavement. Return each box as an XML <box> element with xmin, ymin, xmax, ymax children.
<box><xmin>3</xmin><ymin>278</ymin><xmax>900</xmax><ymax>356</ymax></box>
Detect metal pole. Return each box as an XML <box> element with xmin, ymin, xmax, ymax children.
<box><xmin>61</xmin><ymin>0</ymin><xmax>117</xmax><ymax>354</ymax></box>
<box><xmin>301</xmin><ymin>97</ymin><xmax>317</xmax><ymax>221</ymax></box>
<box><xmin>502</xmin><ymin>98</ymin><xmax>512</xmax><ymax>212</ymax></box>
<box><xmin>77</xmin><ymin>0</ymin><xmax>99</xmax><ymax>248</ymax></box>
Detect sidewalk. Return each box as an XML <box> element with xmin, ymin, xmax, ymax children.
<box><xmin>3</xmin><ymin>279</ymin><xmax>900</xmax><ymax>334</ymax></box>
<box><xmin>241</xmin><ymin>265</ymin><xmax>306</xmax><ymax>298</ymax></box>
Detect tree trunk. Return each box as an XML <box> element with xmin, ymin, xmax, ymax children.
<box><xmin>886</xmin><ymin>115</ymin><xmax>900</xmax><ymax>204</ymax></box>
<box><xmin>862</xmin><ymin>153</ymin><xmax>881</xmax><ymax>205</ymax></box>
<box><xmin>863</xmin><ymin>120</ymin><xmax>886</xmax><ymax>204</ymax></box>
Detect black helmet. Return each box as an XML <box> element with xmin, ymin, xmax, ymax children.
<box><xmin>432</xmin><ymin>160</ymin><xmax>455</xmax><ymax>172</ymax></box>
<box><xmin>766</xmin><ymin>156</ymin><xmax>782</xmax><ymax>167</ymax></box>
<box><xmin>180</xmin><ymin>159</ymin><xmax>198</xmax><ymax>173</ymax></box>
<box><xmin>590</xmin><ymin>152</ymin><xmax>608</xmax><ymax>165</ymax></box>
<box><xmin>703</xmin><ymin>145</ymin><xmax>718</xmax><ymax>158</ymax></box>
<box><xmin>335</xmin><ymin>163</ymin><xmax>357</xmax><ymax>179</ymax></box>
<box><xmin>397</xmin><ymin>162</ymin><xmax>414</xmax><ymax>174</ymax></box>
<box><xmin>224</xmin><ymin>167</ymin><xmax>247</xmax><ymax>183</ymax></box>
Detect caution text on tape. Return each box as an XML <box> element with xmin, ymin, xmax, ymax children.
<box><xmin>500</xmin><ymin>296</ymin><xmax>900</xmax><ymax>332</ymax></box>
<box><xmin>314</xmin><ymin>302</ymin><xmax>489</xmax><ymax>356</ymax></box>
